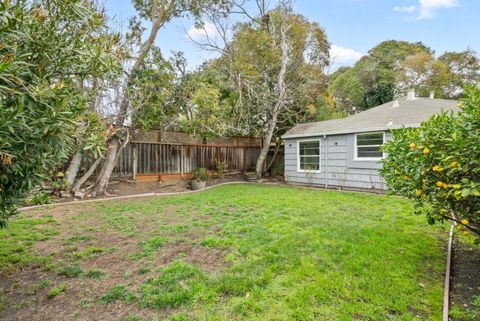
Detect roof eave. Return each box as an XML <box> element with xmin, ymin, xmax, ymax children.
<box><xmin>281</xmin><ymin>123</ymin><xmax>421</xmax><ymax>139</ymax></box>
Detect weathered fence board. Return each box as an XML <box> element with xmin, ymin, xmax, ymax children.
<box><xmin>102</xmin><ymin>142</ymin><xmax>263</xmax><ymax>177</ymax></box>
<box><xmin>82</xmin><ymin>141</ymin><xmax>284</xmax><ymax>181</ymax></box>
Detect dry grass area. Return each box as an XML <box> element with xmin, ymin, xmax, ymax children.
<box><xmin>0</xmin><ymin>184</ymin><xmax>447</xmax><ymax>321</ymax></box>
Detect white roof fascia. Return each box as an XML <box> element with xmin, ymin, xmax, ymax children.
<box><xmin>281</xmin><ymin>123</ymin><xmax>421</xmax><ymax>139</ymax></box>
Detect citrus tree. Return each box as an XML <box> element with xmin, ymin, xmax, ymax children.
<box><xmin>381</xmin><ymin>86</ymin><xmax>480</xmax><ymax>240</ymax></box>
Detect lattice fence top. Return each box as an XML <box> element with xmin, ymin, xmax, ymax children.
<box><xmin>130</xmin><ymin>129</ymin><xmax>261</xmax><ymax>146</ymax></box>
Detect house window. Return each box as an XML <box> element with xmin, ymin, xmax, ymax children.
<box><xmin>355</xmin><ymin>132</ymin><xmax>385</xmax><ymax>160</ymax></box>
<box><xmin>298</xmin><ymin>140</ymin><xmax>321</xmax><ymax>171</ymax></box>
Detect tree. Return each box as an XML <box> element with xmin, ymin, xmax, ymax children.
<box><xmin>0</xmin><ymin>0</ymin><xmax>120</xmax><ymax>226</ymax></box>
<box><xmin>331</xmin><ymin>40</ymin><xmax>432</xmax><ymax>112</ymax></box>
<box><xmin>395</xmin><ymin>52</ymin><xmax>449</xmax><ymax>98</ymax></box>
<box><xmin>330</xmin><ymin>68</ymin><xmax>365</xmax><ymax>113</ymax></box>
<box><xmin>439</xmin><ymin>49</ymin><xmax>480</xmax><ymax>98</ymax></box>
<box><xmin>194</xmin><ymin>0</ymin><xmax>330</xmax><ymax>177</ymax></box>
<box><xmin>381</xmin><ymin>86</ymin><xmax>480</xmax><ymax>240</ymax></box>
<box><xmin>90</xmin><ymin>0</ymin><xmax>221</xmax><ymax>196</ymax></box>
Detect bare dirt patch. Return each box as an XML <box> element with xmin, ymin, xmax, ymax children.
<box><xmin>0</xmin><ymin>198</ymin><xmax>228</xmax><ymax>321</ymax></box>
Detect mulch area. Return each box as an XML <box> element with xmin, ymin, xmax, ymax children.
<box><xmin>449</xmin><ymin>238</ymin><xmax>480</xmax><ymax>317</ymax></box>
<box><xmin>48</xmin><ymin>174</ymin><xmax>285</xmax><ymax>204</ymax></box>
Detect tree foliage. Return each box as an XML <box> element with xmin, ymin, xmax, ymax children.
<box><xmin>331</xmin><ymin>41</ymin><xmax>480</xmax><ymax>113</ymax></box>
<box><xmin>331</xmin><ymin>40</ymin><xmax>432</xmax><ymax>112</ymax></box>
<box><xmin>381</xmin><ymin>86</ymin><xmax>480</xmax><ymax>239</ymax></box>
<box><xmin>0</xmin><ymin>0</ymin><xmax>121</xmax><ymax>226</ymax></box>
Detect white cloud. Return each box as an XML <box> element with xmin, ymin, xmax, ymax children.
<box><xmin>394</xmin><ymin>0</ymin><xmax>459</xmax><ymax>20</ymax></box>
<box><xmin>394</xmin><ymin>5</ymin><xmax>417</xmax><ymax>13</ymax></box>
<box><xmin>186</xmin><ymin>22</ymin><xmax>218</xmax><ymax>41</ymax></box>
<box><xmin>329</xmin><ymin>45</ymin><xmax>362</xmax><ymax>65</ymax></box>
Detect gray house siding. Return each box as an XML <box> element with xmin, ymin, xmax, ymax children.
<box><xmin>284</xmin><ymin>131</ymin><xmax>391</xmax><ymax>190</ymax></box>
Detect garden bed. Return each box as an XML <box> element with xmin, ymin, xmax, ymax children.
<box><xmin>449</xmin><ymin>238</ymin><xmax>480</xmax><ymax>320</ymax></box>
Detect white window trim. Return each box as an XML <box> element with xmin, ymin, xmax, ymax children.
<box><xmin>354</xmin><ymin>131</ymin><xmax>385</xmax><ymax>161</ymax></box>
<box><xmin>297</xmin><ymin>139</ymin><xmax>322</xmax><ymax>173</ymax></box>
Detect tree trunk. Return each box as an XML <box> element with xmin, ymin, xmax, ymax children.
<box><xmin>255</xmin><ymin>8</ymin><xmax>289</xmax><ymax>178</ymax></box>
<box><xmin>90</xmin><ymin>137</ymin><xmax>120</xmax><ymax>196</ymax></box>
<box><xmin>89</xmin><ymin>2</ymin><xmax>170</xmax><ymax>196</ymax></box>
<box><xmin>72</xmin><ymin>156</ymin><xmax>102</xmax><ymax>192</ymax></box>
<box><xmin>65</xmin><ymin>149</ymin><xmax>82</xmax><ymax>187</ymax></box>
<box><xmin>263</xmin><ymin>139</ymin><xmax>281</xmax><ymax>175</ymax></box>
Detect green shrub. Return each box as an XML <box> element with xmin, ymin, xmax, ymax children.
<box><xmin>25</xmin><ymin>192</ymin><xmax>51</xmax><ymax>206</ymax></box>
<box><xmin>192</xmin><ymin>167</ymin><xmax>209</xmax><ymax>182</ymax></box>
<box><xmin>381</xmin><ymin>86</ymin><xmax>480</xmax><ymax>240</ymax></box>
<box><xmin>214</xmin><ymin>160</ymin><xmax>228</xmax><ymax>179</ymax></box>
<box><xmin>0</xmin><ymin>0</ymin><xmax>119</xmax><ymax>227</ymax></box>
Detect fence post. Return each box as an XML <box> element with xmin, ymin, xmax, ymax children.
<box><xmin>132</xmin><ymin>143</ymin><xmax>137</xmax><ymax>181</ymax></box>
<box><xmin>243</xmin><ymin>147</ymin><xmax>247</xmax><ymax>173</ymax></box>
<box><xmin>180</xmin><ymin>145</ymin><xmax>184</xmax><ymax>178</ymax></box>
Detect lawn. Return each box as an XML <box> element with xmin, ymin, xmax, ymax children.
<box><xmin>0</xmin><ymin>184</ymin><xmax>446</xmax><ymax>321</ymax></box>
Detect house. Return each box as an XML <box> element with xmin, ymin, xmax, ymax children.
<box><xmin>282</xmin><ymin>91</ymin><xmax>457</xmax><ymax>191</ymax></box>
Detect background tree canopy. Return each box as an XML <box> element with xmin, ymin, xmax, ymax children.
<box><xmin>330</xmin><ymin>40</ymin><xmax>480</xmax><ymax>113</ymax></box>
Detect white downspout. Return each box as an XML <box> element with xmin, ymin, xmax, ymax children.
<box><xmin>324</xmin><ymin>134</ymin><xmax>328</xmax><ymax>189</ymax></box>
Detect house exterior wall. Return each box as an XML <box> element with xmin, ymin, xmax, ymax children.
<box><xmin>284</xmin><ymin>131</ymin><xmax>392</xmax><ymax>190</ymax></box>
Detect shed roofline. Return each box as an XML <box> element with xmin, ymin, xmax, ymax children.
<box><xmin>281</xmin><ymin>123</ymin><xmax>420</xmax><ymax>139</ymax></box>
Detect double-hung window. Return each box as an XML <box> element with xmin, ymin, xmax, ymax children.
<box><xmin>355</xmin><ymin>132</ymin><xmax>385</xmax><ymax>160</ymax></box>
<box><xmin>298</xmin><ymin>140</ymin><xmax>321</xmax><ymax>171</ymax></box>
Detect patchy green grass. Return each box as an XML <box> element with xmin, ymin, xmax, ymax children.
<box><xmin>58</xmin><ymin>264</ymin><xmax>83</xmax><ymax>278</ymax></box>
<box><xmin>48</xmin><ymin>283</ymin><xmax>66</xmax><ymax>298</ymax></box>
<box><xmin>28</xmin><ymin>280</ymin><xmax>50</xmax><ymax>295</ymax></box>
<box><xmin>101</xmin><ymin>284</ymin><xmax>137</xmax><ymax>304</ymax></box>
<box><xmin>63</xmin><ymin>234</ymin><xmax>95</xmax><ymax>245</ymax></box>
<box><xmin>0</xmin><ymin>215</ymin><xmax>59</xmax><ymax>273</ymax></box>
<box><xmin>0</xmin><ymin>184</ymin><xmax>447</xmax><ymax>320</ymax></box>
<box><xmin>130</xmin><ymin>236</ymin><xmax>169</xmax><ymax>261</ymax></box>
<box><xmin>84</xmin><ymin>269</ymin><xmax>106</xmax><ymax>279</ymax></box>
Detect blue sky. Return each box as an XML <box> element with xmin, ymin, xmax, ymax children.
<box><xmin>105</xmin><ymin>0</ymin><xmax>479</xmax><ymax>71</ymax></box>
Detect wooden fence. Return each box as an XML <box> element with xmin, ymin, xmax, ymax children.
<box><xmin>108</xmin><ymin>142</ymin><xmax>263</xmax><ymax>181</ymax></box>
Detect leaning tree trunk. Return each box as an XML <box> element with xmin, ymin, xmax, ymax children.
<box><xmin>256</xmin><ymin>117</ymin><xmax>278</xmax><ymax>178</ymax></box>
<box><xmin>65</xmin><ymin>149</ymin><xmax>82</xmax><ymax>187</ymax></box>
<box><xmin>90</xmin><ymin>137</ymin><xmax>120</xmax><ymax>196</ymax></box>
<box><xmin>89</xmin><ymin>2</ymin><xmax>168</xmax><ymax>196</ymax></box>
<box><xmin>255</xmin><ymin>10</ymin><xmax>289</xmax><ymax>178</ymax></box>
<box><xmin>72</xmin><ymin>156</ymin><xmax>102</xmax><ymax>192</ymax></box>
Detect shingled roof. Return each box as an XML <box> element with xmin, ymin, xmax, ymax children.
<box><xmin>282</xmin><ymin>96</ymin><xmax>457</xmax><ymax>139</ymax></box>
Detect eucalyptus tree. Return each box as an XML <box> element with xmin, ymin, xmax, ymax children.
<box><xmin>192</xmin><ymin>0</ymin><xmax>330</xmax><ymax>177</ymax></box>
<box><xmin>0</xmin><ymin>0</ymin><xmax>122</xmax><ymax>225</ymax></box>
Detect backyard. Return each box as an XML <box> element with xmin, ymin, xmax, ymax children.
<box><xmin>0</xmin><ymin>184</ymin><xmax>447</xmax><ymax>321</ymax></box>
